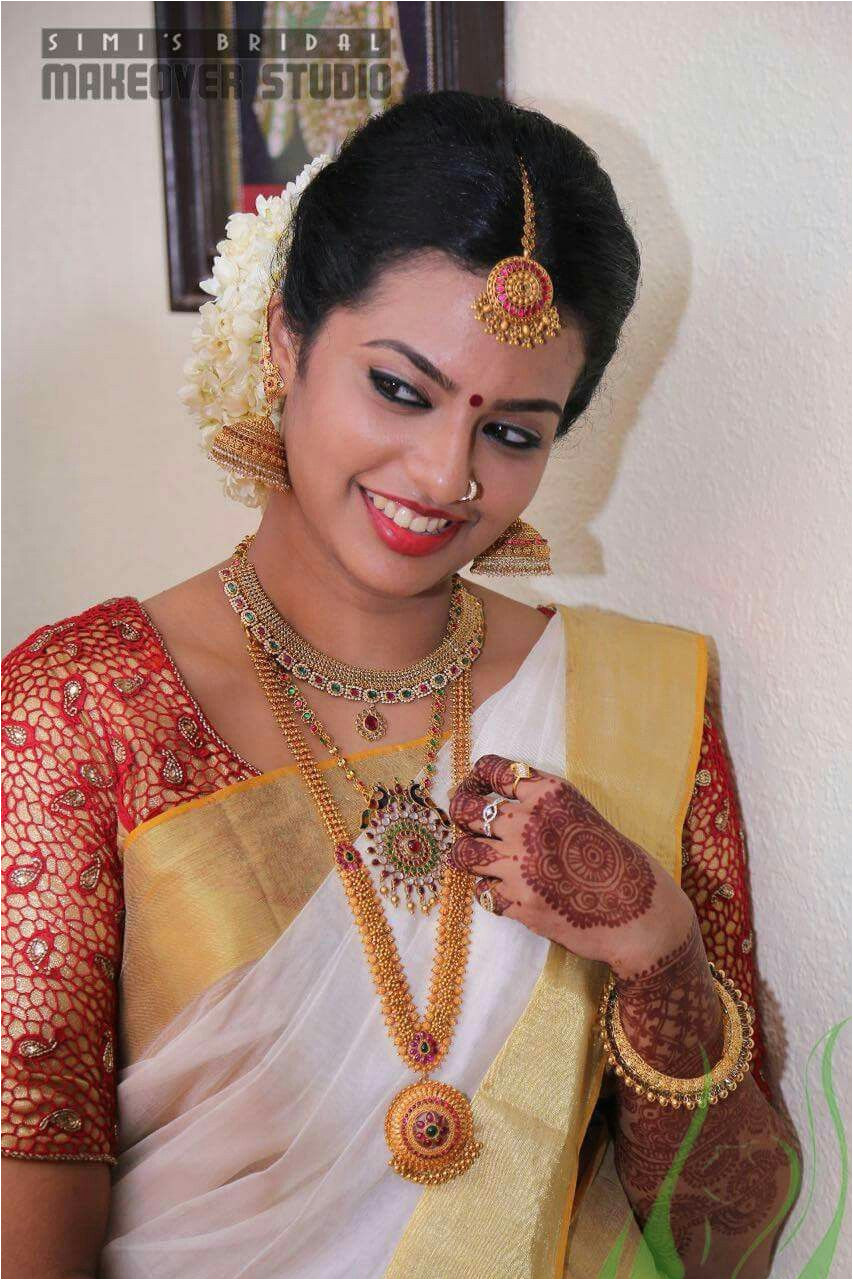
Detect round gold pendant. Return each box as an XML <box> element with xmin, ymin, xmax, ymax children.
<box><xmin>384</xmin><ymin>1079</ymin><xmax>481</xmax><ymax>1185</ymax></box>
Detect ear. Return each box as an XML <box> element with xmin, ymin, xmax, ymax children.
<box><xmin>266</xmin><ymin>291</ymin><xmax>299</xmax><ymax>387</ymax></box>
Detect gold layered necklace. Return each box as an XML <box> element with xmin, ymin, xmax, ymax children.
<box><xmin>221</xmin><ymin>533</ymin><xmax>485</xmax><ymax>741</ymax></box>
<box><xmin>245</xmin><ymin>633</ymin><xmax>481</xmax><ymax>1184</ymax></box>
<box><xmin>252</xmin><ymin>645</ymin><xmax>454</xmax><ymax>914</ymax></box>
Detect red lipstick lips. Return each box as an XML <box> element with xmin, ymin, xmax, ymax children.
<box><xmin>363</xmin><ymin>488</ymin><xmax>462</xmax><ymax>523</ymax></box>
<box><xmin>360</xmin><ymin>487</ymin><xmax>464</xmax><ymax>558</ymax></box>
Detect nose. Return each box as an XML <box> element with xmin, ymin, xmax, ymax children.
<box><xmin>404</xmin><ymin>413</ymin><xmax>476</xmax><ymax>513</ymax></box>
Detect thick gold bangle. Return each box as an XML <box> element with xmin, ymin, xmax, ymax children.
<box><xmin>597</xmin><ymin>963</ymin><xmax>756</xmax><ymax>1109</ymax></box>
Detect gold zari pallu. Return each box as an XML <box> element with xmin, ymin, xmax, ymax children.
<box><xmin>117</xmin><ymin>603</ymin><xmax>707</xmax><ymax>1279</ymax></box>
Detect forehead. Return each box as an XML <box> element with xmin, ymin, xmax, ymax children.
<box><xmin>330</xmin><ymin>251</ymin><xmax>586</xmax><ymax>396</ymax></box>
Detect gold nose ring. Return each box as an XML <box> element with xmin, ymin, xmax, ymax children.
<box><xmin>458</xmin><ymin>478</ymin><xmax>481</xmax><ymax>503</ymax></box>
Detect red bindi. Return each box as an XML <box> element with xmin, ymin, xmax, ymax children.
<box><xmin>469</xmin><ymin>394</ymin><xmax>483</xmax><ymax>406</ymax></box>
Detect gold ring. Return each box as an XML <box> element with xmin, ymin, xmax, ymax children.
<box><xmin>509</xmin><ymin>760</ymin><xmax>533</xmax><ymax>797</ymax></box>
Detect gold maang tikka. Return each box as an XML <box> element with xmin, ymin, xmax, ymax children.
<box><xmin>208</xmin><ymin>299</ymin><xmax>292</xmax><ymax>494</ymax></box>
<box><xmin>468</xmin><ymin>157</ymin><xmax>557</xmax><ymax>576</ymax></box>
<box><xmin>471</xmin><ymin>156</ymin><xmax>562</xmax><ymax>349</ymax></box>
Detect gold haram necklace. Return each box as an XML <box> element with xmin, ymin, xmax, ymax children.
<box><xmin>254</xmin><ymin>645</ymin><xmax>454</xmax><ymax>914</ymax></box>
<box><xmin>221</xmin><ymin>533</ymin><xmax>485</xmax><ymax>741</ymax></box>
<box><xmin>245</xmin><ymin>633</ymin><xmax>481</xmax><ymax>1184</ymax></box>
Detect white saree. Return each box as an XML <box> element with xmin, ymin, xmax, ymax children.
<box><xmin>100</xmin><ymin>604</ymin><xmax>706</xmax><ymax>1280</ymax></box>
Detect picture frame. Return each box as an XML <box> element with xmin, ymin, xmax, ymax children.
<box><xmin>155</xmin><ymin>1</ymin><xmax>505</xmax><ymax>311</ymax></box>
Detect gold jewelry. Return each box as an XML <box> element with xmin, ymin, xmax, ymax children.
<box><xmin>222</xmin><ymin>535</ymin><xmax>485</xmax><ymax>740</ymax></box>
<box><xmin>597</xmin><ymin>964</ymin><xmax>756</xmax><ymax>1109</ymax></box>
<box><xmin>471</xmin><ymin>157</ymin><xmax>562</xmax><ymax>349</ymax></box>
<box><xmin>249</xmin><ymin>640</ymin><xmax>453</xmax><ymax>914</ymax></box>
<box><xmin>246</xmin><ymin>635</ymin><xmax>482</xmax><ymax>1183</ymax></box>
<box><xmin>208</xmin><ymin>303</ymin><xmax>292</xmax><ymax>495</ymax></box>
<box><xmin>507</xmin><ymin>760</ymin><xmax>535</xmax><ymax>798</ymax></box>
<box><xmin>478</xmin><ymin>886</ymin><xmax>496</xmax><ymax>913</ymax></box>
<box><xmin>458</xmin><ymin>477</ymin><xmax>481</xmax><ymax>503</ymax></box>
<box><xmin>251</xmin><ymin>648</ymin><xmax>448</xmax><ymax>805</ymax></box>
<box><xmin>469</xmin><ymin>516</ymin><xmax>552</xmax><ymax>577</ymax></box>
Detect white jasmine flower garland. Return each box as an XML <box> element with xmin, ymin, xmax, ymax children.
<box><xmin>178</xmin><ymin>153</ymin><xmax>333</xmax><ymax>509</ymax></box>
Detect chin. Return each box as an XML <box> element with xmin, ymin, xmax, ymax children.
<box><xmin>337</xmin><ymin>537</ymin><xmax>467</xmax><ymax>599</ymax></box>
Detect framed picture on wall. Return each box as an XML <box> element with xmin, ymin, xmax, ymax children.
<box><xmin>155</xmin><ymin>1</ymin><xmax>505</xmax><ymax>311</ymax></box>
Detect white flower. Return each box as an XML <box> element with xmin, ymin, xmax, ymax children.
<box><xmin>181</xmin><ymin>153</ymin><xmax>332</xmax><ymax>508</ymax></box>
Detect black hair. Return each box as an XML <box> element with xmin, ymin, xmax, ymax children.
<box><xmin>274</xmin><ymin>90</ymin><xmax>641</xmax><ymax>441</ymax></box>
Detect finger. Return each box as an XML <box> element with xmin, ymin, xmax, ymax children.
<box><xmin>471</xmin><ymin>753</ymin><xmax>543</xmax><ymax>800</ymax></box>
<box><xmin>473</xmin><ymin>876</ymin><xmax>514</xmax><ymax>917</ymax></box>
<box><xmin>448</xmin><ymin>772</ymin><xmax>492</xmax><ymax>827</ymax></box>
<box><xmin>449</xmin><ymin>778</ymin><xmax>513</xmax><ymax>836</ymax></box>
<box><xmin>444</xmin><ymin>833</ymin><xmax>507</xmax><ymax>875</ymax></box>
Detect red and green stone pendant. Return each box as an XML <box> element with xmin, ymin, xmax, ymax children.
<box><xmin>356</xmin><ymin>705</ymin><xmax>388</xmax><ymax>741</ymax></box>
<box><xmin>360</xmin><ymin>779</ymin><xmax>454</xmax><ymax>913</ymax></box>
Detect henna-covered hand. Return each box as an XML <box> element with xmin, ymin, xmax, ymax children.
<box><xmin>447</xmin><ymin>756</ymin><xmax>798</xmax><ymax>1276</ymax></box>
<box><xmin>610</xmin><ymin>915</ymin><xmax>800</xmax><ymax>1276</ymax></box>
<box><xmin>446</xmin><ymin>753</ymin><xmax>693</xmax><ymax>974</ymax></box>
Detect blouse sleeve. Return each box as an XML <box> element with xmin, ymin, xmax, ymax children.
<box><xmin>1</xmin><ymin>623</ymin><xmax>123</xmax><ymax>1164</ymax></box>
<box><xmin>680</xmin><ymin>701</ymin><xmax>771</xmax><ymax>1097</ymax></box>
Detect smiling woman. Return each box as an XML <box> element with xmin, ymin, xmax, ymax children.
<box><xmin>1</xmin><ymin>90</ymin><xmax>796</xmax><ymax>1280</ymax></box>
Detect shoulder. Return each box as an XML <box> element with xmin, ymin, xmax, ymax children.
<box><xmin>1</xmin><ymin>596</ymin><xmax>163</xmax><ymax>733</ymax></box>
<box><xmin>463</xmin><ymin>579</ymin><xmax>556</xmax><ymax>646</ymax></box>
<box><xmin>3</xmin><ymin>596</ymin><xmax>143</xmax><ymax>670</ymax></box>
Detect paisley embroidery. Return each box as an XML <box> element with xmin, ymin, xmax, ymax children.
<box><xmin>160</xmin><ymin>748</ymin><xmax>185</xmax><ymax>787</ymax></box>
<box><xmin>177</xmin><ymin>715</ymin><xmax>203</xmax><ymax>748</ymax></box>
<box><xmin>16</xmin><ymin>1035</ymin><xmax>59</xmax><ymax>1061</ymax></box>
<box><xmin>39</xmin><ymin>1107</ymin><xmax>83</xmax><ymax>1134</ymax></box>
<box><xmin>80</xmin><ymin>762</ymin><xmax>110</xmax><ymax>788</ymax></box>
<box><xmin>62</xmin><ymin>678</ymin><xmax>85</xmax><ymax>718</ymax></box>
<box><xmin>79</xmin><ymin>856</ymin><xmax>103</xmax><ymax>892</ymax></box>
<box><xmin>112</xmin><ymin>675</ymin><xmax>145</xmax><ymax>696</ymax></box>
<box><xmin>51</xmin><ymin>787</ymin><xmax>87</xmax><ymax>813</ymax></box>
<box><xmin>5</xmin><ymin>858</ymin><xmax>43</xmax><ymax>891</ymax></box>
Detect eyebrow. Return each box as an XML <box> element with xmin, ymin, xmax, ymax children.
<box><xmin>360</xmin><ymin>339</ymin><xmax>563</xmax><ymax>417</ymax></box>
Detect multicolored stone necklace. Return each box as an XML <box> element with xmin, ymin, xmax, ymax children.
<box><xmin>221</xmin><ymin>536</ymin><xmax>483</xmax><ymax>913</ymax></box>
<box><xmin>252</xmin><ymin>638</ymin><xmax>454</xmax><ymax>914</ymax></box>
<box><xmin>245</xmin><ymin>631</ymin><xmax>481</xmax><ymax>1184</ymax></box>
<box><xmin>221</xmin><ymin>533</ymin><xmax>485</xmax><ymax>741</ymax></box>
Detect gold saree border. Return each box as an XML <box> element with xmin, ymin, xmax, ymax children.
<box><xmin>384</xmin><ymin>604</ymin><xmax>708</xmax><ymax>1280</ymax></box>
<box><xmin>118</xmin><ymin>730</ymin><xmax>451</xmax><ymax>1064</ymax></box>
<box><xmin>121</xmin><ymin>726</ymin><xmax>454</xmax><ymax>856</ymax></box>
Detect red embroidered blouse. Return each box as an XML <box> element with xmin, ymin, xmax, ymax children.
<box><xmin>1</xmin><ymin>597</ymin><xmax>768</xmax><ymax>1166</ymax></box>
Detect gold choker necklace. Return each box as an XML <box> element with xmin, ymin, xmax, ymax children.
<box><xmin>220</xmin><ymin>534</ymin><xmax>486</xmax><ymax>741</ymax></box>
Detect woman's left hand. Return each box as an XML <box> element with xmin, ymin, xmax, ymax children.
<box><xmin>446</xmin><ymin>753</ymin><xmax>695</xmax><ymax>977</ymax></box>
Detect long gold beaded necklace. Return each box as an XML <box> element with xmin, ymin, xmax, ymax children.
<box><xmin>245</xmin><ymin>632</ymin><xmax>482</xmax><ymax>1184</ymax></box>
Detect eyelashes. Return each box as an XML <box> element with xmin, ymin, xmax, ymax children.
<box><xmin>368</xmin><ymin>370</ymin><xmax>542</xmax><ymax>452</ymax></box>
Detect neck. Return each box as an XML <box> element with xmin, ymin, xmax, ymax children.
<box><xmin>245</xmin><ymin>494</ymin><xmax>458</xmax><ymax>671</ymax></box>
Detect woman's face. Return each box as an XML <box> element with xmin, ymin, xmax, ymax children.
<box><xmin>269</xmin><ymin>250</ymin><xmax>587</xmax><ymax>597</ymax></box>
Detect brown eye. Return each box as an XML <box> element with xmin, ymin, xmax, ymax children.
<box><xmin>369</xmin><ymin>370</ymin><xmax>428</xmax><ymax>407</ymax></box>
<box><xmin>484</xmin><ymin>422</ymin><xmax>541</xmax><ymax>451</ymax></box>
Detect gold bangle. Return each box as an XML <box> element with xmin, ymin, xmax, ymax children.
<box><xmin>597</xmin><ymin>963</ymin><xmax>756</xmax><ymax>1109</ymax></box>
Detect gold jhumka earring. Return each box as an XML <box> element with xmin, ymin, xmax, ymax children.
<box><xmin>468</xmin><ymin>156</ymin><xmax>558</xmax><ymax>577</ymax></box>
<box><xmin>208</xmin><ymin>303</ymin><xmax>292</xmax><ymax>494</ymax></box>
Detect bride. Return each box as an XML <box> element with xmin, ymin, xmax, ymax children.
<box><xmin>2</xmin><ymin>91</ymin><xmax>797</xmax><ymax>1278</ymax></box>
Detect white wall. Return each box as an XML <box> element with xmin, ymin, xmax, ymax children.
<box><xmin>506</xmin><ymin>5</ymin><xmax>851</xmax><ymax>1277</ymax></box>
<box><xmin>3</xmin><ymin>3</ymin><xmax>850</xmax><ymax>1276</ymax></box>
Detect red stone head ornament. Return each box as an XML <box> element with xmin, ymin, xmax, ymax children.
<box><xmin>471</xmin><ymin>157</ymin><xmax>562</xmax><ymax>349</ymax></box>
